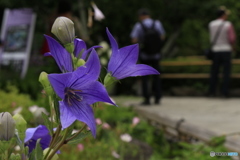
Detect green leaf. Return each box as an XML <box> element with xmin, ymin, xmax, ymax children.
<box><xmin>10</xmin><ymin>153</ymin><xmax>21</xmax><ymax>160</ymax></box>
<box><xmin>67</xmin><ymin>131</ymin><xmax>91</xmax><ymax>145</ymax></box>
<box><xmin>210</xmin><ymin>136</ymin><xmax>226</xmax><ymax>146</ymax></box>
<box><xmin>29</xmin><ymin>139</ymin><xmax>44</xmax><ymax>160</ymax></box>
<box><xmin>41</xmin><ymin>112</ymin><xmax>53</xmax><ymax>136</ymax></box>
<box><xmin>0</xmin><ymin>141</ymin><xmax>8</xmax><ymax>154</ymax></box>
<box><xmin>0</xmin><ymin>140</ymin><xmax>15</xmax><ymax>155</ymax></box>
<box><xmin>65</xmin><ymin>124</ymin><xmax>74</xmax><ymax>139</ymax></box>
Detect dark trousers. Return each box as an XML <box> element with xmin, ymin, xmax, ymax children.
<box><xmin>140</xmin><ymin>59</ymin><xmax>161</xmax><ymax>102</ymax></box>
<box><xmin>209</xmin><ymin>51</ymin><xmax>231</xmax><ymax>96</ymax></box>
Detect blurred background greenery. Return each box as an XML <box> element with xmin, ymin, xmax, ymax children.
<box><xmin>0</xmin><ymin>0</ymin><xmax>239</xmax><ymax>56</ymax></box>
<box><xmin>0</xmin><ymin>88</ymin><xmax>232</xmax><ymax>159</ymax></box>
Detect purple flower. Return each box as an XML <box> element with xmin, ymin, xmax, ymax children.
<box><xmin>44</xmin><ymin>35</ymin><xmax>73</xmax><ymax>73</ymax></box>
<box><xmin>74</xmin><ymin>38</ymin><xmax>101</xmax><ymax>60</ymax></box>
<box><xmin>24</xmin><ymin>125</ymin><xmax>51</xmax><ymax>153</ymax></box>
<box><xmin>48</xmin><ymin>49</ymin><xmax>115</xmax><ymax>137</ymax></box>
<box><xmin>44</xmin><ymin>35</ymin><xmax>101</xmax><ymax>72</ymax></box>
<box><xmin>106</xmin><ymin>28</ymin><xmax>159</xmax><ymax>80</ymax></box>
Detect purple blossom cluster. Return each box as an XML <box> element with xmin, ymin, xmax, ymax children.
<box><xmin>25</xmin><ymin>27</ymin><xmax>159</xmax><ymax>153</ymax></box>
<box><xmin>44</xmin><ymin>28</ymin><xmax>159</xmax><ymax>137</ymax></box>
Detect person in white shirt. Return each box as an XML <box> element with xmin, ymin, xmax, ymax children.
<box><xmin>208</xmin><ymin>6</ymin><xmax>236</xmax><ymax>98</ymax></box>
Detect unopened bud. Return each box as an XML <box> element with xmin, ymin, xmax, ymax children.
<box><xmin>39</xmin><ymin>72</ymin><xmax>54</xmax><ymax>96</ymax></box>
<box><xmin>0</xmin><ymin>112</ymin><xmax>16</xmax><ymax>141</ymax></box>
<box><xmin>51</xmin><ymin>16</ymin><xmax>75</xmax><ymax>44</ymax></box>
<box><xmin>64</xmin><ymin>43</ymin><xmax>74</xmax><ymax>54</ymax></box>
<box><xmin>76</xmin><ymin>59</ymin><xmax>86</xmax><ymax>68</ymax></box>
<box><xmin>43</xmin><ymin>148</ymin><xmax>59</xmax><ymax>160</ymax></box>
<box><xmin>13</xmin><ymin>114</ymin><xmax>27</xmax><ymax>141</ymax></box>
<box><xmin>104</xmin><ymin>73</ymin><xmax>117</xmax><ymax>87</ymax></box>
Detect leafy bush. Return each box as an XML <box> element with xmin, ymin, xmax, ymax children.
<box><xmin>0</xmin><ymin>87</ymin><xmax>233</xmax><ymax>159</ymax></box>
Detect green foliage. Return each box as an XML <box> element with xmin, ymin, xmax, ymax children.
<box><xmin>67</xmin><ymin>131</ymin><xmax>92</xmax><ymax>145</ymax></box>
<box><xmin>29</xmin><ymin>139</ymin><xmax>44</xmax><ymax>160</ymax></box>
<box><xmin>0</xmin><ymin>87</ymin><xmax>234</xmax><ymax>159</ymax></box>
<box><xmin>1</xmin><ymin>0</ymin><xmax>240</xmax><ymax>57</ymax></box>
<box><xmin>0</xmin><ymin>84</ymin><xmax>50</xmax><ymax>126</ymax></box>
<box><xmin>58</xmin><ymin>104</ymin><xmax>233</xmax><ymax>160</ymax></box>
<box><xmin>0</xmin><ymin>84</ymin><xmax>34</xmax><ymax>112</ymax></box>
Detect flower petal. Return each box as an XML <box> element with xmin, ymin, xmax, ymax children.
<box><xmin>109</xmin><ymin>44</ymin><xmax>138</xmax><ymax>78</ymax></box>
<box><xmin>81</xmin><ymin>45</ymin><xmax>102</xmax><ymax>60</ymax></box>
<box><xmin>84</xmin><ymin>49</ymin><xmax>101</xmax><ymax>79</ymax></box>
<box><xmin>69</xmin><ymin>50</ymin><xmax>101</xmax><ymax>89</ymax></box>
<box><xmin>106</xmin><ymin>28</ymin><xmax>118</xmax><ymax>55</ymax></box>
<box><xmin>59</xmin><ymin>101</ymin><xmax>77</xmax><ymax>129</ymax></box>
<box><xmin>63</xmin><ymin>100</ymin><xmax>96</xmax><ymax>137</ymax></box>
<box><xmin>44</xmin><ymin>52</ymin><xmax>52</xmax><ymax>56</ymax></box>
<box><xmin>80</xmin><ymin>81</ymin><xmax>116</xmax><ymax>105</ymax></box>
<box><xmin>24</xmin><ymin>125</ymin><xmax>51</xmax><ymax>153</ymax></box>
<box><xmin>74</xmin><ymin>38</ymin><xmax>87</xmax><ymax>57</ymax></box>
<box><xmin>48</xmin><ymin>72</ymin><xmax>72</xmax><ymax>99</ymax></box>
<box><xmin>44</xmin><ymin>35</ymin><xmax>73</xmax><ymax>72</ymax></box>
<box><xmin>114</xmin><ymin>64</ymin><xmax>159</xmax><ymax>79</ymax></box>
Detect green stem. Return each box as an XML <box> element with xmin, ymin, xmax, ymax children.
<box><xmin>48</xmin><ymin>96</ymin><xmax>54</xmax><ymax>135</ymax></box>
<box><xmin>50</xmin><ymin>125</ymin><xmax>62</xmax><ymax>147</ymax></box>
<box><xmin>46</xmin><ymin>128</ymin><xmax>69</xmax><ymax>160</ymax></box>
<box><xmin>44</xmin><ymin>125</ymin><xmax>62</xmax><ymax>159</ymax></box>
<box><xmin>65</xmin><ymin>124</ymin><xmax>86</xmax><ymax>142</ymax></box>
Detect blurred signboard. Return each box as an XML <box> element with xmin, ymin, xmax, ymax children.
<box><xmin>0</xmin><ymin>8</ymin><xmax>36</xmax><ymax>78</ymax></box>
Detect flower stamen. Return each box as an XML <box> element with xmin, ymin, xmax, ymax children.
<box><xmin>64</xmin><ymin>87</ymin><xmax>82</xmax><ymax>106</ymax></box>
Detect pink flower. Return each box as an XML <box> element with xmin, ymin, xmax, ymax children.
<box><xmin>132</xmin><ymin>117</ymin><xmax>140</xmax><ymax>126</ymax></box>
<box><xmin>95</xmin><ymin>118</ymin><xmax>102</xmax><ymax>125</ymax></box>
<box><xmin>102</xmin><ymin>122</ymin><xmax>111</xmax><ymax>129</ymax></box>
<box><xmin>77</xmin><ymin>143</ymin><xmax>84</xmax><ymax>151</ymax></box>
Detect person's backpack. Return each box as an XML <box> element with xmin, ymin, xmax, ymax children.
<box><xmin>140</xmin><ymin>20</ymin><xmax>162</xmax><ymax>54</ymax></box>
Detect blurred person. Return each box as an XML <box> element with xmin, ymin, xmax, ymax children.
<box><xmin>130</xmin><ymin>8</ymin><xmax>165</xmax><ymax>105</ymax></box>
<box><xmin>208</xmin><ymin>6</ymin><xmax>236</xmax><ymax>98</ymax></box>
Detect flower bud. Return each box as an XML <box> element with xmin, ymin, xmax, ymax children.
<box><xmin>13</xmin><ymin>114</ymin><xmax>27</xmax><ymax>141</ymax></box>
<box><xmin>39</xmin><ymin>72</ymin><xmax>54</xmax><ymax>96</ymax></box>
<box><xmin>43</xmin><ymin>148</ymin><xmax>59</xmax><ymax>160</ymax></box>
<box><xmin>76</xmin><ymin>59</ymin><xmax>86</xmax><ymax>68</ymax></box>
<box><xmin>51</xmin><ymin>16</ymin><xmax>75</xmax><ymax>44</ymax></box>
<box><xmin>0</xmin><ymin>112</ymin><xmax>16</xmax><ymax>141</ymax></box>
<box><xmin>104</xmin><ymin>73</ymin><xmax>117</xmax><ymax>87</ymax></box>
<box><xmin>64</xmin><ymin>43</ymin><xmax>74</xmax><ymax>54</ymax></box>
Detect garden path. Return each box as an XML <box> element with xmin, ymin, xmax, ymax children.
<box><xmin>113</xmin><ymin>96</ymin><xmax>240</xmax><ymax>153</ymax></box>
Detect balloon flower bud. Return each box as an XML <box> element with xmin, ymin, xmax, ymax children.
<box><xmin>13</xmin><ymin>114</ymin><xmax>27</xmax><ymax>141</ymax></box>
<box><xmin>39</xmin><ymin>72</ymin><xmax>54</xmax><ymax>96</ymax></box>
<box><xmin>43</xmin><ymin>148</ymin><xmax>59</xmax><ymax>160</ymax></box>
<box><xmin>104</xmin><ymin>73</ymin><xmax>117</xmax><ymax>87</ymax></box>
<box><xmin>51</xmin><ymin>16</ymin><xmax>75</xmax><ymax>45</ymax></box>
<box><xmin>0</xmin><ymin>112</ymin><xmax>16</xmax><ymax>141</ymax></box>
<box><xmin>76</xmin><ymin>59</ymin><xmax>86</xmax><ymax>68</ymax></box>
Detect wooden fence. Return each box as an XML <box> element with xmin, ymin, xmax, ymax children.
<box><xmin>161</xmin><ymin>59</ymin><xmax>240</xmax><ymax>79</ymax></box>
